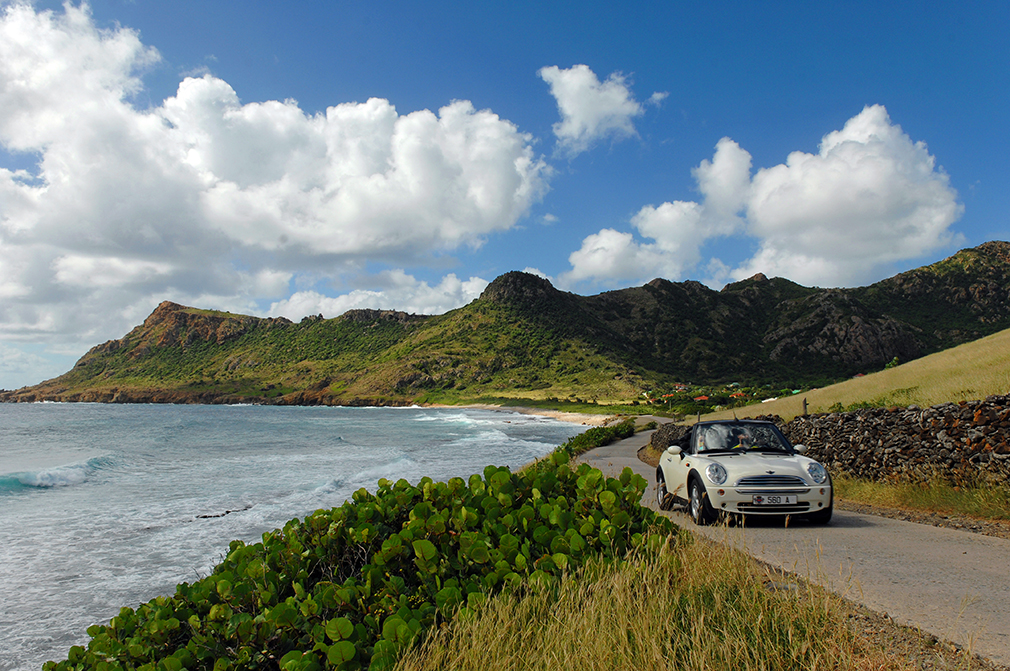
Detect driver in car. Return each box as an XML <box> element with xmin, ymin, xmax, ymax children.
<box><xmin>730</xmin><ymin>428</ymin><xmax>751</xmax><ymax>450</ymax></box>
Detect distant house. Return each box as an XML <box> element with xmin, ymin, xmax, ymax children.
<box><xmin>693</xmin><ymin>395</ymin><xmax>709</xmax><ymax>401</ymax></box>
<box><xmin>729</xmin><ymin>392</ymin><xmax>747</xmax><ymax>398</ymax></box>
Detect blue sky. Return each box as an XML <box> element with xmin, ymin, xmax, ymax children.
<box><xmin>0</xmin><ymin>1</ymin><xmax>1007</xmax><ymax>388</ymax></box>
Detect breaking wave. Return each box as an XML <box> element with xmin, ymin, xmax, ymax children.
<box><xmin>0</xmin><ymin>456</ymin><xmax>116</xmax><ymax>492</ymax></box>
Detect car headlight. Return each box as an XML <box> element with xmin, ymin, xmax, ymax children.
<box><xmin>807</xmin><ymin>462</ymin><xmax>828</xmax><ymax>484</ymax></box>
<box><xmin>706</xmin><ymin>463</ymin><xmax>728</xmax><ymax>485</ymax></box>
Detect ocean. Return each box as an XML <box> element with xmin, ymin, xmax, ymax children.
<box><xmin>0</xmin><ymin>402</ymin><xmax>585</xmax><ymax>670</ymax></box>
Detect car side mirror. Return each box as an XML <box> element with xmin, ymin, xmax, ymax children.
<box><xmin>793</xmin><ymin>444</ymin><xmax>807</xmax><ymax>454</ymax></box>
<box><xmin>666</xmin><ymin>445</ymin><xmax>682</xmax><ymax>456</ymax></box>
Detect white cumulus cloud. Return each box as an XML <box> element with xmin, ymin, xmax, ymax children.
<box><xmin>564</xmin><ymin>105</ymin><xmax>962</xmax><ymax>289</ymax></box>
<box><xmin>738</xmin><ymin>105</ymin><xmax>963</xmax><ymax>285</ymax></box>
<box><xmin>539</xmin><ymin>64</ymin><xmax>657</xmax><ymax>156</ymax></box>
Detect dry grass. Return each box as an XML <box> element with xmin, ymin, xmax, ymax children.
<box><xmin>835</xmin><ymin>475</ymin><xmax>1010</xmax><ymax>521</ymax></box>
<box><xmin>393</xmin><ymin>531</ymin><xmax>980</xmax><ymax>671</ymax></box>
<box><xmin>704</xmin><ymin>328</ymin><xmax>1010</xmax><ymax>422</ymax></box>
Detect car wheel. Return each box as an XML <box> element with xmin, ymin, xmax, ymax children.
<box><xmin>656</xmin><ymin>474</ymin><xmax>673</xmax><ymax>511</ymax></box>
<box><xmin>806</xmin><ymin>505</ymin><xmax>832</xmax><ymax>525</ymax></box>
<box><xmin>688</xmin><ymin>478</ymin><xmax>717</xmax><ymax>526</ymax></box>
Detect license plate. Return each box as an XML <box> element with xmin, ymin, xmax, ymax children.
<box><xmin>752</xmin><ymin>495</ymin><xmax>797</xmax><ymax>505</ymax></box>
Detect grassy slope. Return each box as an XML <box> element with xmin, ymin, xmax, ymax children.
<box><xmin>703</xmin><ymin>326</ymin><xmax>1010</xmax><ymax>422</ymax></box>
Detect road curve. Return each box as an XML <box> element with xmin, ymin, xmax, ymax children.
<box><xmin>578</xmin><ymin>429</ymin><xmax>1010</xmax><ymax>668</ymax></box>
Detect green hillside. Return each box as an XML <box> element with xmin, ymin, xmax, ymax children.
<box><xmin>6</xmin><ymin>241</ymin><xmax>1010</xmax><ymax>406</ymax></box>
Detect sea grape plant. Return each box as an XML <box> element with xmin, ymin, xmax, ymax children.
<box><xmin>46</xmin><ymin>420</ymin><xmax>673</xmax><ymax>671</ymax></box>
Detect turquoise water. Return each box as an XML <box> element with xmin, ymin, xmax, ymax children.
<box><xmin>0</xmin><ymin>403</ymin><xmax>584</xmax><ymax>670</ymax></box>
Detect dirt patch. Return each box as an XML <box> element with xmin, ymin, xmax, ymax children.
<box><xmin>637</xmin><ymin>443</ymin><xmax>661</xmax><ymax>467</ymax></box>
<box><xmin>844</xmin><ymin>600</ymin><xmax>1007</xmax><ymax>670</ymax></box>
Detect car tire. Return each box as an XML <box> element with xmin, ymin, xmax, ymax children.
<box><xmin>656</xmin><ymin>474</ymin><xmax>673</xmax><ymax>511</ymax></box>
<box><xmin>688</xmin><ymin>478</ymin><xmax>718</xmax><ymax>526</ymax></box>
<box><xmin>806</xmin><ymin>505</ymin><xmax>832</xmax><ymax>525</ymax></box>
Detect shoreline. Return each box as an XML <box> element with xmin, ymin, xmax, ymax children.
<box><xmin>426</xmin><ymin>402</ymin><xmax>620</xmax><ymax>427</ymax></box>
<box><xmin>2</xmin><ymin>396</ymin><xmax>630</xmax><ymax>428</ymax></box>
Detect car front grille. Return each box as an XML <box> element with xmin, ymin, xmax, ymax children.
<box><xmin>735</xmin><ymin>475</ymin><xmax>807</xmax><ymax>487</ymax></box>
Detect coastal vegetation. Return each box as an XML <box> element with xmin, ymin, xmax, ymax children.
<box><xmin>396</xmin><ymin>533</ymin><xmax>855</xmax><ymax>671</ymax></box>
<box><xmin>44</xmin><ymin>422</ymin><xmax>663</xmax><ymax>670</ymax></box>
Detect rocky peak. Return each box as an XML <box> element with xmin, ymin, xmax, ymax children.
<box><xmin>143</xmin><ymin>301</ymin><xmax>188</xmax><ymax>328</ymax></box>
<box><xmin>720</xmin><ymin>273</ymin><xmax>771</xmax><ymax>293</ymax></box>
<box><xmin>133</xmin><ymin>301</ymin><xmax>277</xmax><ymax>349</ymax></box>
<box><xmin>974</xmin><ymin>240</ymin><xmax>1010</xmax><ymax>265</ymax></box>
<box><xmin>479</xmin><ymin>271</ymin><xmax>558</xmax><ymax>305</ymax></box>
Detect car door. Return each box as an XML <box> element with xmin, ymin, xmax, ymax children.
<box><xmin>664</xmin><ymin>427</ymin><xmax>694</xmax><ymax>503</ymax></box>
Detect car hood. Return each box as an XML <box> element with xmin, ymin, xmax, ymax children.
<box><xmin>701</xmin><ymin>452</ymin><xmax>816</xmax><ymax>481</ymax></box>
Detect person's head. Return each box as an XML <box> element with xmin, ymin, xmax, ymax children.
<box><xmin>732</xmin><ymin>428</ymin><xmax>750</xmax><ymax>447</ymax></box>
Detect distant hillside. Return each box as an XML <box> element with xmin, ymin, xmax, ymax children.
<box><xmin>5</xmin><ymin>241</ymin><xmax>1010</xmax><ymax>406</ymax></box>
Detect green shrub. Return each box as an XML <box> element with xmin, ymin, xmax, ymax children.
<box><xmin>45</xmin><ymin>435</ymin><xmax>671</xmax><ymax>671</ymax></box>
<box><xmin>553</xmin><ymin>419</ymin><xmax>635</xmax><ymax>460</ymax></box>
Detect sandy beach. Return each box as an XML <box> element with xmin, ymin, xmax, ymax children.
<box><xmin>429</xmin><ymin>403</ymin><xmax>620</xmax><ymax>426</ymax></box>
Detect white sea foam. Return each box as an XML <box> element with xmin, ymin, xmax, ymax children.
<box><xmin>351</xmin><ymin>455</ymin><xmax>419</xmax><ymax>486</ymax></box>
<box><xmin>18</xmin><ymin>465</ymin><xmax>89</xmax><ymax>487</ymax></box>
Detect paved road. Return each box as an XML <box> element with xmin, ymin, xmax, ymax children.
<box><xmin>578</xmin><ymin>429</ymin><xmax>1010</xmax><ymax>668</ymax></box>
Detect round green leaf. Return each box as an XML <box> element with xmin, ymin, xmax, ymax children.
<box><xmin>327</xmin><ymin>640</ymin><xmax>357</xmax><ymax>665</ymax></box>
<box><xmin>412</xmin><ymin>539</ymin><xmax>437</xmax><ymax>562</ymax></box>
<box><xmin>469</xmin><ymin>544</ymin><xmax>490</xmax><ymax>564</ymax></box>
<box><xmin>325</xmin><ymin>617</ymin><xmax>354</xmax><ymax>642</ymax></box>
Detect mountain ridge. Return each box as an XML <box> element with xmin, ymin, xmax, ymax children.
<box><xmin>5</xmin><ymin>241</ymin><xmax>1010</xmax><ymax>406</ymax></box>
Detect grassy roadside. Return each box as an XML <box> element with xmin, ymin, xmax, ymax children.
<box><xmin>834</xmin><ymin>475</ymin><xmax>1010</xmax><ymax>521</ymax></box>
<box><xmin>395</xmin><ymin>531</ymin><xmax>990</xmax><ymax>671</ymax></box>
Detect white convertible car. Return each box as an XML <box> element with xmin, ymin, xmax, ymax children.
<box><xmin>656</xmin><ymin>419</ymin><xmax>832</xmax><ymax>525</ymax></box>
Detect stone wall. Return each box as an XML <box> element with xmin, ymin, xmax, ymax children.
<box><xmin>775</xmin><ymin>396</ymin><xmax>1010</xmax><ymax>484</ymax></box>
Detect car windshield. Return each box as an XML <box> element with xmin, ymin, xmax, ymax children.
<box><xmin>695</xmin><ymin>423</ymin><xmax>793</xmax><ymax>454</ymax></box>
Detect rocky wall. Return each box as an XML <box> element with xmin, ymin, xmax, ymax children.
<box><xmin>774</xmin><ymin>396</ymin><xmax>1010</xmax><ymax>484</ymax></box>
